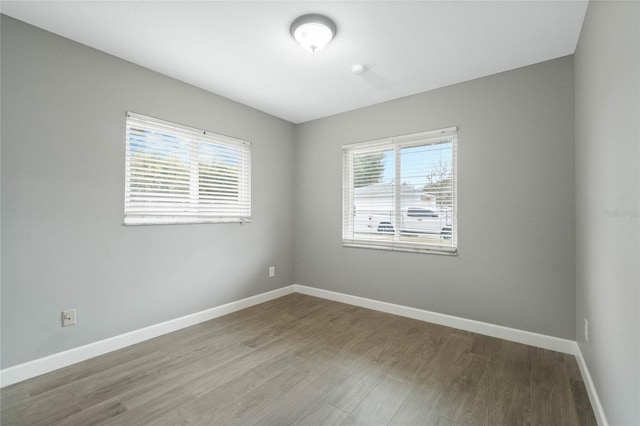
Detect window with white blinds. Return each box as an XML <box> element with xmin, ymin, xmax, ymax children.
<box><xmin>125</xmin><ymin>112</ymin><xmax>251</xmax><ymax>225</ymax></box>
<box><xmin>342</xmin><ymin>127</ymin><xmax>457</xmax><ymax>255</ymax></box>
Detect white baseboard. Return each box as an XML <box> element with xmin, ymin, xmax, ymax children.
<box><xmin>0</xmin><ymin>285</ymin><xmax>296</xmax><ymax>387</ymax></box>
<box><xmin>0</xmin><ymin>281</ymin><xmax>608</xmax><ymax>426</ymax></box>
<box><xmin>294</xmin><ymin>284</ymin><xmax>609</xmax><ymax>425</ymax></box>
<box><xmin>574</xmin><ymin>345</ymin><xmax>609</xmax><ymax>426</ymax></box>
<box><xmin>293</xmin><ymin>284</ymin><xmax>577</xmax><ymax>354</ymax></box>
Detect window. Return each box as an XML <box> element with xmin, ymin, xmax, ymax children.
<box><xmin>342</xmin><ymin>127</ymin><xmax>457</xmax><ymax>255</ymax></box>
<box><xmin>124</xmin><ymin>112</ymin><xmax>251</xmax><ymax>225</ymax></box>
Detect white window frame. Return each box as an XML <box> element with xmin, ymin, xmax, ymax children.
<box><xmin>124</xmin><ymin>112</ymin><xmax>251</xmax><ymax>225</ymax></box>
<box><xmin>342</xmin><ymin>127</ymin><xmax>458</xmax><ymax>255</ymax></box>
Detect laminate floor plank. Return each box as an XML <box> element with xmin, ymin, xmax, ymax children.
<box><xmin>297</xmin><ymin>322</ymin><xmax>375</xmax><ymax>369</ymax></box>
<box><xmin>562</xmin><ymin>353</ymin><xmax>584</xmax><ymax>381</ymax></box>
<box><xmin>415</xmin><ymin>333</ymin><xmax>474</xmax><ymax>387</ymax></box>
<box><xmin>211</xmin><ymin>365</ymin><xmax>310</xmax><ymax>424</ymax></box>
<box><xmin>470</xmin><ymin>347</ymin><xmax>531</xmax><ymax>425</ymax></box>
<box><xmin>322</xmin><ymin>355</ymin><xmax>387</xmax><ymax>413</ymax></box>
<box><xmin>290</xmin><ymin>401</ymin><xmax>350</xmax><ymax>426</ymax></box>
<box><xmin>470</xmin><ymin>334</ymin><xmax>504</xmax><ymax>357</ymax></box>
<box><xmin>101</xmin><ymin>386</ymin><xmax>195</xmax><ymax>425</ymax></box>
<box><xmin>341</xmin><ymin>375</ymin><xmax>411</xmax><ymax>426</ymax></box>
<box><xmin>321</xmin><ymin>322</ymin><xmax>419</xmax><ymax>412</ymax></box>
<box><xmin>0</xmin><ymin>383</ymin><xmax>30</xmax><ymax>411</ymax></box>
<box><xmin>286</xmin><ymin>320</ymin><xmax>381</xmax><ymax>376</ymax></box>
<box><xmin>386</xmin><ymin>324</ymin><xmax>451</xmax><ymax>384</ymax></box>
<box><xmin>106</xmin><ymin>344</ymin><xmax>248</xmax><ymax>415</ymax></box>
<box><xmin>183</xmin><ymin>339</ymin><xmax>296</xmax><ymax>398</ymax></box>
<box><xmin>496</xmin><ymin>340</ymin><xmax>532</xmax><ymax>387</ymax></box>
<box><xmin>436</xmin><ymin>415</ymin><xmax>466</xmax><ymax>426</ymax></box>
<box><xmin>455</xmin><ymin>368</ymin><xmax>531</xmax><ymax>426</ymax></box>
<box><xmin>50</xmin><ymin>399</ymin><xmax>127</xmax><ymax>426</ymax></box>
<box><xmin>569</xmin><ymin>378</ymin><xmax>598</xmax><ymax>426</ymax></box>
<box><xmin>16</xmin><ymin>350</ymin><xmax>168</xmax><ymax>414</ymax></box>
<box><xmin>325</xmin><ymin>333</ymin><xmax>389</xmax><ymax>378</ymax></box>
<box><xmin>0</xmin><ymin>388</ymin><xmax>81</xmax><ymax>426</ymax></box>
<box><xmin>388</xmin><ymin>333</ymin><xmax>474</xmax><ymax>426</ymax></box>
<box><xmin>69</xmin><ymin>352</ymin><xmax>171</xmax><ymax>409</ymax></box>
<box><xmin>438</xmin><ymin>353</ymin><xmax>490</xmax><ymax>422</ymax></box>
<box><xmin>243</xmin><ymin>367</ymin><xmax>346</xmax><ymax>426</ymax></box>
<box><xmin>531</xmin><ymin>355</ymin><xmax>579</xmax><ymax>426</ymax></box>
<box><xmin>387</xmin><ymin>381</ymin><xmax>453</xmax><ymax>426</ymax></box>
<box><xmin>0</xmin><ymin>294</ymin><xmax>596</xmax><ymax>426</ymax></box>
<box><xmin>25</xmin><ymin>342</ymin><xmax>166</xmax><ymax>398</ymax></box>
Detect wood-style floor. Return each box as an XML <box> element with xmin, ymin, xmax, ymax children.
<box><xmin>1</xmin><ymin>294</ymin><xmax>596</xmax><ymax>426</ymax></box>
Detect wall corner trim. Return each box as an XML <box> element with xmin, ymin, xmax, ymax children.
<box><xmin>0</xmin><ymin>285</ymin><xmax>297</xmax><ymax>387</ymax></box>
<box><xmin>574</xmin><ymin>344</ymin><xmax>610</xmax><ymax>426</ymax></box>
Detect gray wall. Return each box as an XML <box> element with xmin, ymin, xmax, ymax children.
<box><xmin>1</xmin><ymin>16</ymin><xmax>296</xmax><ymax>369</ymax></box>
<box><xmin>575</xmin><ymin>2</ymin><xmax>640</xmax><ymax>425</ymax></box>
<box><xmin>5</xmin><ymin>7</ymin><xmax>617</xmax><ymax>390</ymax></box>
<box><xmin>294</xmin><ymin>57</ymin><xmax>576</xmax><ymax>339</ymax></box>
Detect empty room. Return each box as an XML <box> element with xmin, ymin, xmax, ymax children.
<box><xmin>1</xmin><ymin>1</ymin><xmax>638</xmax><ymax>425</ymax></box>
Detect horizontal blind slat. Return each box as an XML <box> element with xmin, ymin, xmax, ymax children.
<box><xmin>343</xmin><ymin>128</ymin><xmax>457</xmax><ymax>253</ymax></box>
<box><xmin>125</xmin><ymin>112</ymin><xmax>251</xmax><ymax>225</ymax></box>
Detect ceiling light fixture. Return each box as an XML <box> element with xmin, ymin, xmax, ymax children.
<box><xmin>290</xmin><ymin>14</ymin><xmax>336</xmax><ymax>53</ymax></box>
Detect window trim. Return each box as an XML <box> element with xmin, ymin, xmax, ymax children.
<box><xmin>342</xmin><ymin>126</ymin><xmax>458</xmax><ymax>255</ymax></box>
<box><xmin>124</xmin><ymin>112</ymin><xmax>251</xmax><ymax>226</ymax></box>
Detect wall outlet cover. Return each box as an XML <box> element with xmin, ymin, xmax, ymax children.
<box><xmin>584</xmin><ymin>318</ymin><xmax>589</xmax><ymax>341</ymax></box>
<box><xmin>62</xmin><ymin>309</ymin><xmax>77</xmax><ymax>327</ymax></box>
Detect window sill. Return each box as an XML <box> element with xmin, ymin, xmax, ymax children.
<box><xmin>124</xmin><ymin>218</ymin><xmax>252</xmax><ymax>226</ymax></box>
<box><xmin>342</xmin><ymin>240</ymin><xmax>457</xmax><ymax>256</ymax></box>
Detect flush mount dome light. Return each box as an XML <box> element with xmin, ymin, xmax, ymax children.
<box><xmin>290</xmin><ymin>14</ymin><xmax>336</xmax><ymax>53</ymax></box>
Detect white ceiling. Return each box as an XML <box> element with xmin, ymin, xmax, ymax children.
<box><xmin>1</xmin><ymin>1</ymin><xmax>588</xmax><ymax>123</ymax></box>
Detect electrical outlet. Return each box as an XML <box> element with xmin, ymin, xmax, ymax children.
<box><xmin>269</xmin><ymin>266</ymin><xmax>275</xmax><ymax>278</ymax></box>
<box><xmin>62</xmin><ymin>309</ymin><xmax>76</xmax><ymax>327</ymax></box>
<box><xmin>584</xmin><ymin>318</ymin><xmax>589</xmax><ymax>341</ymax></box>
